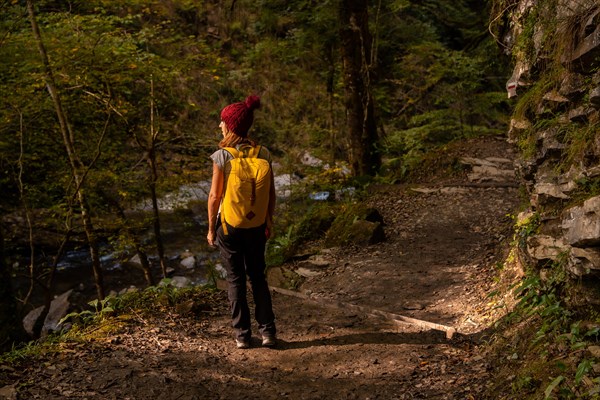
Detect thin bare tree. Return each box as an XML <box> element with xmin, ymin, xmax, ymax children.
<box><xmin>133</xmin><ymin>76</ymin><xmax>168</xmax><ymax>279</ymax></box>
<box><xmin>26</xmin><ymin>0</ymin><xmax>105</xmax><ymax>299</ymax></box>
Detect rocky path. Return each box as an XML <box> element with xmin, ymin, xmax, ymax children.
<box><xmin>2</xmin><ymin>136</ymin><xmax>522</xmax><ymax>400</ymax></box>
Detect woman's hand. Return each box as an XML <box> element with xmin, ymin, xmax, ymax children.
<box><xmin>207</xmin><ymin>229</ymin><xmax>216</xmax><ymax>247</ymax></box>
<box><xmin>265</xmin><ymin>217</ymin><xmax>273</xmax><ymax>239</ymax></box>
<box><xmin>207</xmin><ymin>162</ymin><xmax>223</xmax><ymax>248</ymax></box>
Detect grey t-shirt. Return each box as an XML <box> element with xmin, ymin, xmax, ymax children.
<box><xmin>210</xmin><ymin>145</ymin><xmax>272</xmax><ymax>172</ymax></box>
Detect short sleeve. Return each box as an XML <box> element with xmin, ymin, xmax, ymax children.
<box><xmin>210</xmin><ymin>149</ymin><xmax>233</xmax><ymax>170</ymax></box>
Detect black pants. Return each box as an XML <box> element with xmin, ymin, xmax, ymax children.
<box><xmin>216</xmin><ymin>222</ymin><xmax>276</xmax><ymax>341</ymax></box>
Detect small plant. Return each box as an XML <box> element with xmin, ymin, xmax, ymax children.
<box><xmin>512</xmin><ymin>375</ymin><xmax>539</xmax><ymax>394</ymax></box>
<box><xmin>505</xmin><ymin>253</ymin><xmax>600</xmax><ymax>398</ymax></box>
<box><xmin>512</xmin><ymin>211</ymin><xmax>541</xmax><ymax>248</ymax></box>
<box><xmin>59</xmin><ymin>296</ymin><xmax>117</xmax><ymax>327</ymax></box>
<box><xmin>0</xmin><ymin>340</ymin><xmax>51</xmax><ymax>365</ymax></box>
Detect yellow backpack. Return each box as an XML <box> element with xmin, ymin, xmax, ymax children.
<box><xmin>220</xmin><ymin>145</ymin><xmax>272</xmax><ymax>234</ymax></box>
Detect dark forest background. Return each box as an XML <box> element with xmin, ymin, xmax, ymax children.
<box><xmin>0</xmin><ymin>0</ymin><xmax>510</xmax><ymax>346</ymax></box>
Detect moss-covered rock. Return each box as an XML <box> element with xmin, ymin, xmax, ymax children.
<box><xmin>324</xmin><ymin>204</ymin><xmax>385</xmax><ymax>247</ymax></box>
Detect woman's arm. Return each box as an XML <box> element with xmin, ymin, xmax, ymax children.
<box><xmin>207</xmin><ymin>162</ymin><xmax>224</xmax><ymax>246</ymax></box>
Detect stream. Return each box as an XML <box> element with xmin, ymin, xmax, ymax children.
<box><xmin>13</xmin><ymin>174</ymin><xmax>303</xmax><ymax>310</ymax></box>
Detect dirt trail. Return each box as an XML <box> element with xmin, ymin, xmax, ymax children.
<box><xmin>2</xmin><ymin>136</ymin><xmax>522</xmax><ymax>400</ymax></box>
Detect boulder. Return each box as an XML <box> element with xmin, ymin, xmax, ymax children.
<box><xmin>43</xmin><ymin>290</ymin><xmax>74</xmax><ymax>335</ymax></box>
<box><xmin>559</xmin><ymin>72</ymin><xmax>586</xmax><ymax>100</ymax></box>
<box><xmin>180</xmin><ymin>255</ymin><xmax>196</xmax><ymax>269</ymax></box>
<box><xmin>23</xmin><ymin>290</ymin><xmax>74</xmax><ymax>337</ymax></box>
<box><xmin>266</xmin><ymin>266</ymin><xmax>303</xmax><ymax>290</ymax></box>
<box><xmin>160</xmin><ymin>276</ymin><xmax>192</xmax><ymax>288</ymax></box>
<box><xmin>568</xmin><ymin>106</ymin><xmax>593</xmax><ymax>123</ymax></box>
<box><xmin>324</xmin><ymin>203</ymin><xmax>386</xmax><ymax>247</ymax></box>
<box><xmin>274</xmin><ymin>173</ymin><xmax>302</xmax><ymax>198</ymax></box>
<box><xmin>514</xmin><ymin>158</ymin><xmax>537</xmax><ymax>181</ymax></box>
<box><xmin>536</xmin><ymin>90</ymin><xmax>569</xmax><ymax>116</ymax></box>
<box><xmin>562</xmin><ymin>196</ymin><xmax>600</xmax><ymax>246</ymax></box>
<box><xmin>295</xmin><ymin>267</ymin><xmax>322</xmax><ymax>278</ymax></box>
<box><xmin>569</xmin><ymin>247</ymin><xmax>600</xmax><ymax>276</ymax></box>
<box><xmin>567</xmin><ymin>24</ymin><xmax>600</xmax><ymax>70</ymax></box>
<box><xmin>507</xmin><ymin>117</ymin><xmax>532</xmax><ymax>143</ymax></box>
<box><xmin>526</xmin><ymin>235</ymin><xmax>570</xmax><ymax>262</ymax></box>
<box><xmin>180</xmin><ymin>250</ymin><xmax>194</xmax><ymax>259</ymax></box>
<box><xmin>345</xmin><ymin>219</ymin><xmax>386</xmax><ymax>246</ymax></box>
<box><xmin>128</xmin><ymin>254</ymin><xmax>142</xmax><ymax>266</ymax></box>
<box><xmin>300</xmin><ymin>151</ymin><xmax>324</xmax><ymax>167</ymax></box>
<box><xmin>590</xmin><ymin>86</ymin><xmax>600</xmax><ymax>109</ymax></box>
<box><xmin>541</xmin><ymin>90</ymin><xmax>569</xmax><ymax>106</ymax></box>
<box><xmin>118</xmin><ymin>286</ymin><xmax>138</xmax><ymax>295</ymax></box>
<box><xmin>294</xmin><ymin>254</ymin><xmax>331</xmax><ymax>278</ymax></box>
<box><xmin>461</xmin><ymin>157</ymin><xmax>515</xmax><ymax>184</ymax></box>
<box><xmin>22</xmin><ymin>306</ymin><xmax>44</xmax><ymax>337</ymax></box>
<box><xmin>537</xmin><ymin>128</ymin><xmax>566</xmax><ymax>159</ymax></box>
<box><xmin>214</xmin><ymin>263</ymin><xmax>227</xmax><ymax>279</ymax></box>
<box><xmin>532</xmin><ymin>181</ymin><xmax>576</xmax><ymax>207</ymax></box>
<box><xmin>0</xmin><ymin>384</ymin><xmax>16</xmax><ymax>400</ymax></box>
<box><xmin>584</xmin><ymin>165</ymin><xmax>600</xmax><ymax>179</ymax></box>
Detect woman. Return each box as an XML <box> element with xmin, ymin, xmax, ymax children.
<box><xmin>206</xmin><ymin>95</ymin><xmax>277</xmax><ymax>349</ymax></box>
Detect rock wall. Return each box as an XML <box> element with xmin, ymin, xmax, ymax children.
<box><xmin>499</xmin><ymin>0</ymin><xmax>600</xmax><ymax>299</ymax></box>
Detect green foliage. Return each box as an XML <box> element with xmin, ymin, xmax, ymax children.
<box><xmin>512</xmin><ymin>374</ymin><xmax>540</xmax><ymax>393</ymax></box>
<box><xmin>266</xmin><ymin>202</ymin><xmax>339</xmax><ymax>266</ymax></box>
<box><xmin>381</xmin><ymin>38</ymin><xmax>509</xmax><ymax>178</ymax></box>
<box><xmin>500</xmin><ymin>258</ymin><xmax>600</xmax><ymax>398</ymax></box>
<box><xmin>563</xmin><ymin>121</ymin><xmax>600</xmax><ymax>168</ymax></box>
<box><xmin>0</xmin><ymin>284</ymin><xmax>220</xmax><ymax>366</ymax></box>
<box><xmin>574</xmin><ymin>177</ymin><xmax>600</xmax><ymax>200</ymax></box>
<box><xmin>544</xmin><ymin>375</ymin><xmax>566</xmax><ymax>399</ymax></box>
<box><xmin>513</xmin><ymin>211</ymin><xmax>541</xmax><ymax>248</ymax></box>
<box><xmin>60</xmin><ymin>283</ymin><xmax>218</xmax><ymax>331</ymax></box>
<box><xmin>0</xmin><ymin>1</ymin><xmax>223</xmax><ymax>212</ymax></box>
<box><xmin>323</xmin><ymin>202</ymin><xmax>382</xmax><ymax>247</ymax></box>
<box><xmin>0</xmin><ymin>0</ymin><xmax>510</xmax><ymax>220</ymax></box>
<box><xmin>59</xmin><ymin>296</ymin><xmax>116</xmax><ymax>327</ymax></box>
<box><xmin>266</xmin><ymin>225</ymin><xmax>295</xmax><ymax>267</ymax></box>
<box><xmin>0</xmin><ymin>338</ymin><xmax>58</xmax><ymax>365</ymax></box>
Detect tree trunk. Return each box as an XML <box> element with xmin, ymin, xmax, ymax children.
<box><xmin>112</xmin><ymin>203</ymin><xmax>155</xmax><ymax>286</ymax></box>
<box><xmin>0</xmin><ymin>222</ymin><xmax>26</xmax><ymax>350</ymax></box>
<box><xmin>148</xmin><ymin>78</ymin><xmax>168</xmax><ymax>279</ymax></box>
<box><xmin>339</xmin><ymin>0</ymin><xmax>381</xmax><ymax>176</ymax></box>
<box><xmin>148</xmin><ymin>148</ymin><xmax>167</xmax><ymax>279</ymax></box>
<box><xmin>326</xmin><ymin>43</ymin><xmax>337</xmax><ymax>166</ymax></box>
<box><xmin>27</xmin><ymin>0</ymin><xmax>105</xmax><ymax>299</ymax></box>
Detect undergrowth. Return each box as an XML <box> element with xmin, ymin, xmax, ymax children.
<box><xmin>0</xmin><ymin>283</ymin><xmax>220</xmax><ymax>365</ymax></box>
<box><xmin>487</xmin><ymin>259</ymin><xmax>600</xmax><ymax>399</ymax></box>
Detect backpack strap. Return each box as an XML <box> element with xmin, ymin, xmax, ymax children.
<box><xmin>247</xmin><ymin>145</ymin><xmax>261</xmax><ymax>158</ymax></box>
<box><xmin>220</xmin><ymin>148</ymin><xmax>236</xmax><ymax>235</ymax></box>
<box><xmin>223</xmin><ymin>147</ymin><xmax>239</xmax><ymax>158</ymax></box>
<box><xmin>224</xmin><ymin>145</ymin><xmax>261</xmax><ymax>159</ymax></box>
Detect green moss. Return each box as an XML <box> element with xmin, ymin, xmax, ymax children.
<box><xmin>266</xmin><ymin>202</ymin><xmax>339</xmax><ymax>266</ymax></box>
<box><xmin>564</xmin><ymin>122</ymin><xmax>599</xmax><ymax>167</ymax></box>
<box><xmin>324</xmin><ymin>203</ymin><xmax>383</xmax><ymax>247</ymax></box>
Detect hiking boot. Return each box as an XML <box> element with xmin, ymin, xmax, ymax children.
<box><xmin>235</xmin><ymin>338</ymin><xmax>250</xmax><ymax>349</ymax></box>
<box><xmin>261</xmin><ymin>335</ymin><xmax>277</xmax><ymax>348</ymax></box>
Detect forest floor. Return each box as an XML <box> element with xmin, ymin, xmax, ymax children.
<box><xmin>1</xmin><ymin>135</ymin><xmax>525</xmax><ymax>399</ymax></box>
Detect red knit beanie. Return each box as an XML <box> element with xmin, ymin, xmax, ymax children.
<box><xmin>220</xmin><ymin>95</ymin><xmax>261</xmax><ymax>138</ymax></box>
